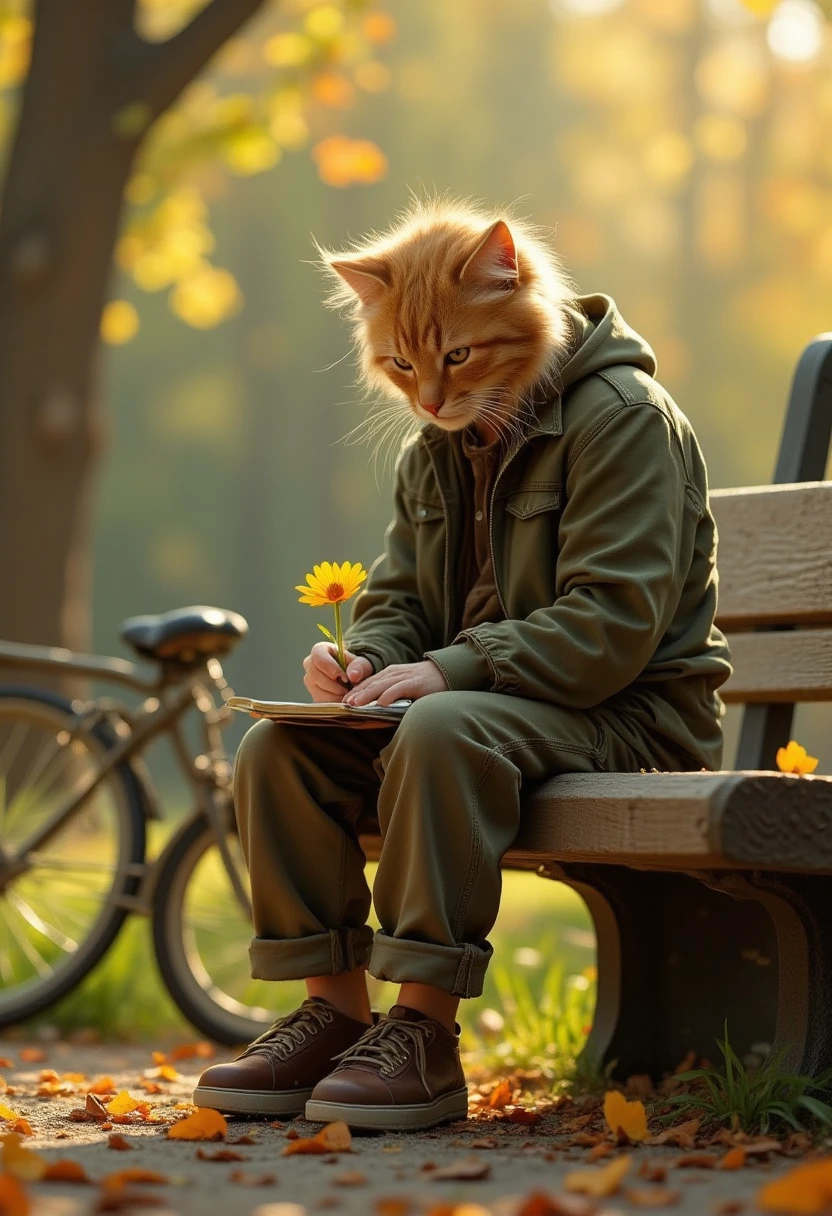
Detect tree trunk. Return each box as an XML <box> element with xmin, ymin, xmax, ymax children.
<box><xmin>0</xmin><ymin>0</ymin><xmax>266</xmax><ymax>652</ymax></box>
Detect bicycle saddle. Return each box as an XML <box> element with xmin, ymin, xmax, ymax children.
<box><xmin>120</xmin><ymin>605</ymin><xmax>248</xmax><ymax>664</ymax></box>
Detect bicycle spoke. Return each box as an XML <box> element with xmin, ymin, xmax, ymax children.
<box><xmin>27</xmin><ymin>853</ymin><xmax>118</xmax><ymax>877</ymax></box>
<box><xmin>0</xmin><ymin>918</ymin><xmax>11</xmax><ymax>984</ymax></box>
<box><xmin>6</xmin><ymin>890</ymin><xmax>77</xmax><ymax>953</ymax></box>
<box><xmin>0</xmin><ymin>720</ymin><xmax>30</xmax><ymax>830</ymax></box>
<box><xmin>2</xmin><ymin>903</ymin><xmax>52</xmax><ymax>977</ymax></box>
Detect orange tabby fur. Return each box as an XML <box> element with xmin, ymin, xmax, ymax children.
<box><xmin>318</xmin><ymin>197</ymin><xmax>576</xmax><ymax>442</ymax></box>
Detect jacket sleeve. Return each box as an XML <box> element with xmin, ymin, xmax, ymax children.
<box><xmin>344</xmin><ymin>459</ymin><xmax>435</xmax><ymax>673</ymax></box>
<box><xmin>425</xmin><ymin>402</ymin><xmax>695</xmax><ymax>707</ymax></box>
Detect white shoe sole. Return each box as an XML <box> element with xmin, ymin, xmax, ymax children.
<box><xmin>193</xmin><ymin>1084</ymin><xmax>313</xmax><ymax>1116</ymax></box>
<box><xmin>304</xmin><ymin>1087</ymin><xmax>469</xmax><ymax>1131</ymax></box>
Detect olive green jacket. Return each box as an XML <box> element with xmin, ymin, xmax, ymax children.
<box><xmin>345</xmin><ymin>295</ymin><xmax>732</xmax><ymax>770</ymax></box>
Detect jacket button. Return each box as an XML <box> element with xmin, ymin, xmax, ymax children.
<box><xmin>417</xmin><ymin>507</ymin><xmax>427</xmax><ymax>518</ymax></box>
<box><xmin>475</xmin><ymin>510</ymin><xmax>484</xmax><ymax>522</ymax></box>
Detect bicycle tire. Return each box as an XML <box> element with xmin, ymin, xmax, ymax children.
<box><xmin>0</xmin><ymin>686</ymin><xmax>146</xmax><ymax>1026</ymax></box>
<box><xmin>152</xmin><ymin>814</ymin><xmax>272</xmax><ymax>1046</ymax></box>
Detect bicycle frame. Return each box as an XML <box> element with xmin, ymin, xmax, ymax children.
<box><xmin>0</xmin><ymin>638</ymin><xmax>251</xmax><ymax>919</ymax></box>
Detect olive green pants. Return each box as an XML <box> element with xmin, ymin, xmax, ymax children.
<box><xmin>234</xmin><ymin>690</ymin><xmax>686</xmax><ymax>998</ymax></box>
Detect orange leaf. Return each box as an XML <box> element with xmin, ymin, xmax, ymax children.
<box><xmin>107</xmin><ymin>1135</ymin><xmax>133</xmax><ymax>1152</ymax></box>
<box><xmin>603</xmin><ymin>1090</ymin><xmax>649</xmax><ymax>1142</ymax></box>
<box><xmin>101</xmin><ymin>1168</ymin><xmax>169</xmax><ymax>1189</ymax></box>
<box><xmin>0</xmin><ymin>1135</ymin><xmax>46</xmax><ymax>1182</ymax></box>
<box><xmin>169</xmin><ymin>1042</ymin><xmax>214</xmax><ymax>1062</ymax></box>
<box><xmin>38</xmin><ymin>1070</ymin><xmax>59</xmax><ymax>1083</ymax></box>
<box><xmin>487</xmin><ymin>1079</ymin><xmax>512</xmax><ymax>1109</ymax></box>
<box><xmin>282</xmin><ymin>1121</ymin><xmax>352</xmax><ymax>1156</ymax></box>
<box><xmin>195</xmin><ymin>1149</ymin><xmax>247</xmax><ymax>1162</ymax></box>
<box><xmin>0</xmin><ymin>1060</ymin><xmax>13</xmax><ymax>1070</ymax></box>
<box><xmin>87</xmin><ymin>1076</ymin><xmax>117</xmax><ymax>1096</ymax></box>
<box><xmin>167</xmin><ymin>1108</ymin><xmax>227</xmax><ymax>1142</ymax></box>
<box><xmin>150</xmin><ymin>1052</ymin><xmax>167</xmax><ymax>1067</ymax></box>
<box><xmin>776</xmin><ymin>740</ymin><xmax>819</xmax><ymax>776</ymax></box>
<box><xmin>674</xmin><ymin>1153</ymin><xmax>717</xmax><ymax>1169</ymax></box>
<box><xmin>0</xmin><ymin>1172</ymin><xmax>29</xmax><ymax>1216</ymax></box>
<box><xmin>143</xmin><ymin>1065</ymin><xmax>179</xmax><ymax>1082</ymax></box>
<box><xmin>720</xmin><ymin>1148</ymin><xmax>747</xmax><ymax>1170</ymax></box>
<box><xmin>0</xmin><ymin>1107</ymin><xmax>19</xmax><ymax>1124</ymax></box>
<box><xmin>646</xmin><ymin>1118</ymin><xmax>701</xmax><ymax>1148</ymax></box>
<box><xmin>105</xmin><ymin>1091</ymin><xmax>141</xmax><ymax>1117</ymax></box>
<box><xmin>7</xmin><ymin>1124</ymin><xmax>31</xmax><ymax>1139</ymax></box>
<box><xmin>624</xmin><ymin>1187</ymin><xmax>680</xmax><ymax>1207</ymax></box>
<box><xmin>758</xmin><ymin>1157</ymin><xmax>832</xmax><ymax>1213</ymax></box>
<box><xmin>61</xmin><ymin>1073</ymin><xmax>87</xmax><ymax>1084</ymax></box>
<box><xmin>565</xmin><ymin>1154</ymin><xmax>632</xmax><ymax>1196</ymax></box>
<box><xmin>42</xmin><ymin>1160</ymin><xmax>90</xmax><ymax>1183</ymax></box>
<box><xmin>228</xmin><ymin>1169</ymin><xmax>277</xmax><ymax>1187</ymax></box>
<box><xmin>18</xmin><ymin>1049</ymin><xmax>45</xmax><ymax>1064</ymax></box>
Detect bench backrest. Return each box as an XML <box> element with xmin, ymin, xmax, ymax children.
<box><xmin>712</xmin><ymin>482</ymin><xmax>832</xmax><ymax>706</ymax></box>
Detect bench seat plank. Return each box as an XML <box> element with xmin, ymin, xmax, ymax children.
<box><xmin>721</xmin><ymin>628</ymin><xmax>832</xmax><ymax>702</ymax></box>
<box><xmin>712</xmin><ymin>483</ymin><xmax>832</xmax><ymax>628</ymax></box>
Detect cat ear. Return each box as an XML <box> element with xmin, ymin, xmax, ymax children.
<box><xmin>329</xmin><ymin>257</ymin><xmax>391</xmax><ymax>306</ymax></box>
<box><xmin>458</xmin><ymin>220</ymin><xmax>518</xmax><ymax>289</ymax></box>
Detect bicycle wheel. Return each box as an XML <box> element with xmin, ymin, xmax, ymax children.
<box><xmin>0</xmin><ymin>686</ymin><xmax>146</xmax><ymax>1025</ymax></box>
<box><xmin>152</xmin><ymin>814</ymin><xmax>273</xmax><ymax>1045</ymax></box>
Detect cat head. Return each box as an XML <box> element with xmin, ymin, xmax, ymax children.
<box><xmin>318</xmin><ymin>197</ymin><xmax>575</xmax><ymax>439</ymax></box>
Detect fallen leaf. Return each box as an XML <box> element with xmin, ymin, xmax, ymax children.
<box><xmin>0</xmin><ymin>1135</ymin><xmax>46</xmax><ymax>1181</ymax></box>
<box><xmin>39</xmin><ymin>1070</ymin><xmax>59</xmax><ymax>1083</ymax></box>
<box><xmin>470</xmin><ymin>1138</ymin><xmax>499</xmax><ymax>1149</ymax></box>
<box><xmin>228</xmin><ymin>1135</ymin><xmax>257</xmax><ymax>1145</ymax></box>
<box><xmin>61</xmin><ymin>1072</ymin><xmax>87</xmax><ymax>1084</ymax></box>
<box><xmin>333</xmin><ymin>1170</ymin><xmax>367</xmax><ymax>1186</ymax></box>
<box><xmin>105</xmin><ymin>1091</ymin><xmax>141</xmax><ymax>1117</ymax></box>
<box><xmin>87</xmin><ymin>1077</ymin><xmax>116</xmax><ymax>1095</ymax></box>
<box><xmin>137</xmin><ymin>1081</ymin><xmax>163</xmax><ymax>1095</ymax></box>
<box><xmin>374</xmin><ymin>1202</ymin><xmax>411</xmax><ymax>1216</ymax></box>
<box><xmin>94</xmin><ymin>1188</ymin><xmax>167</xmax><ymax>1211</ymax></box>
<box><xmin>757</xmin><ymin>1157</ymin><xmax>832</xmax><ymax>1213</ymax></box>
<box><xmin>638</xmin><ymin>1160</ymin><xmax>668</xmax><ymax>1183</ymax></box>
<box><xmin>167</xmin><ymin>1108</ymin><xmax>227</xmax><ymax>1142</ymax></box>
<box><xmin>42</xmin><ymin>1160</ymin><xmax>90</xmax><ymax>1183</ymax></box>
<box><xmin>8</xmin><ymin>1123</ymin><xmax>31</xmax><ymax>1139</ymax></box>
<box><xmin>647</xmin><ymin>1118</ymin><xmax>701</xmax><ymax>1149</ymax></box>
<box><xmin>674</xmin><ymin>1153</ymin><xmax>717</xmax><ymax>1169</ymax></box>
<box><xmin>101</xmin><ymin>1169</ymin><xmax>169</xmax><ymax>1189</ymax></box>
<box><xmin>0</xmin><ymin>1059</ymin><xmax>13</xmax><ymax>1070</ymax></box>
<box><xmin>503</xmin><ymin>1106</ymin><xmax>542</xmax><ymax>1126</ymax></box>
<box><xmin>517</xmin><ymin>1192</ymin><xmax>599</xmax><ymax>1215</ymax></box>
<box><xmin>624</xmin><ymin>1187</ymin><xmax>680</xmax><ymax>1207</ymax></box>
<box><xmin>741</xmin><ymin>1137</ymin><xmax>782</xmax><ymax>1156</ymax></box>
<box><xmin>0</xmin><ymin>1172</ymin><xmax>29</xmax><ymax>1216</ymax></box>
<box><xmin>195</xmin><ymin>1149</ymin><xmax>247</xmax><ymax>1162</ymax></box>
<box><xmin>107</xmin><ymin>1135</ymin><xmax>133</xmax><ymax>1152</ymax></box>
<box><xmin>228</xmin><ymin>1169</ymin><xmax>277</xmax><ymax>1186</ymax></box>
<box><xmin>282</xmin><ymin>1121</ymin><xmax>351</xmax><ymax>1156</ymax></box>
<box><xmin>488</xmin><ymin>1079</ymin><xmax>513</xmax><ymax>1109</ymax></box>
<box><xmin>588</xmin><ymin>1142</ymin><xmax>612</xmax><ymax>1161</ymax></box>
<box><xmin>713</xmin><ymin>1202</ymin><xmax>744</xmax><ymax>1214</ymax></box>
<box><xmin>720</xmin><ymin>1148</ymin><xmax>746</xmax><ymax>1171</ymax></box>
<box><xmin>170</xmin><ymin>1041</ymin><xmax>214</xmax><ymax>1061</ymax></box>
<box><xmin>143</xmin><ymin>1065</ymin><xmax>179</xmax><ymax>1082</ymax></box>
<box><xmin>569</xmin><ymin>1132</ymin><xmax>606</xmax><ymax>1147</ymax></box>
<box><xmin>603</xmin><ymin>1090</ymin><xmax>648</xmax><ymax>1142</ymax></box>
<box><xmin>0</xmin><ymin>1106</ymin><xmax>20</xmax><ymax>1123</ymax></box>
<box><xmin>86</xmin><ymin>1094</ymin><xmax>110</xmax><ymax>1120</ymax></box>
<box><xmin>564</xmin><ymin>1154</ymin><xmax>632</xmax><ymax>1197</ymax></box>
<box><xmin>427</xmin><ymin>1159</ymin><xmax>490</xmax><ymax>1182</ymax></box>
<box><xmin>18</xmin><ymin>1049</ymin><xmax>45</xmax><ymax>1064</ymax></box>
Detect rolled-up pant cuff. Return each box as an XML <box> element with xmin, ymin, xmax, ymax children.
<box><xmin>368</xmin><ymin>931</ymin><xmax>493</xmax><ymax>998</ymax></box>
<box><xmin>249</xmin><ymin>927</ymin><xmax>374</xmax><ymax>980</ymax></box>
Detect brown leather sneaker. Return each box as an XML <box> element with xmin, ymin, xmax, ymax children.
<box><xmin>305</xmin><ymin>1004</ymin><xmax>469</xmax><ymax>1130</ymax></box>
<box><xmin>193</xmin><ymin>998</ymin><xmax>373</xmax><ymax>1115</ymax></box>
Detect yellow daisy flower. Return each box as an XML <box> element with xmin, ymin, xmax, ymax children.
<box><xmin>295</xmin><ymin>561</ymin><xmax>368</xmax><ymax>674</ymax></box>
<box><xmin>295</xmin><ymin>561</ymin><xmax>367</xmax><ymax>607</ymax></box>
<box><xmin>775</xmin><ymin>739</ymin><xmax>819</xmax><ymax>776</ymax></box>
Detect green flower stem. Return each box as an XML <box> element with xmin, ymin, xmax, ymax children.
<box><xmin>334</xmin><ymin>601</ymin><xmax>346</xmax><ymax>672</ymax></box>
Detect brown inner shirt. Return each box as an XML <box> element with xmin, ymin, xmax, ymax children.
<box><xmin>458</xmin><ymin>427</ymin><xmax>504</xmax><ymax>631</ymax></box>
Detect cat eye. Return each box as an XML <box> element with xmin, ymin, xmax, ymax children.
<box><xmin>392</xmin><ymin>356</ymin><xmax>413</xmax><ymax>370</ymax></box>
<box><xmin>446</xmin><ymin>347</ymin><xmax>470</xmax><ymax>365</ymax></box>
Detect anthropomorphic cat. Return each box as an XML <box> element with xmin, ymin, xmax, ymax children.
<box><xmin>195</xmin><ymin>197</ymin><xmax>731</xmax><ymax>1131</ymax></box>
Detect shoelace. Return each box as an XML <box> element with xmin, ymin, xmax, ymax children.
<box><xmin>238</xmin><ymin>1002</ymin><xmax>334</xmax><ymax>1063</ymax></box>
<box><xmin>332</xmin><ymin>1018</ymin><xmax>433</xmax><ymax>1091</ymax></box>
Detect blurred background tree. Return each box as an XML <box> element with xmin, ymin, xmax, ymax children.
<box><xmin>1</xmin><ymin>0</ymin><xmax>831</xmax><ymax>770</ymax></box>
<box><xmin>0</xmin><ymin>0</ymin><xmax>391</xmax><ymax>652</ymax></box>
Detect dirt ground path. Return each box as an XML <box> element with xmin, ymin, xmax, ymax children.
<box><xmin>0</xmin><ymin>1039</ymin><xmax>802</xmax><ymax>1215</ymax></box>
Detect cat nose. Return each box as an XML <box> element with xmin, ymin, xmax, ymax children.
<box><xmin>421</xmin><ymin>400</ymin><xmax>444</xmax><ymax>416</ymax></box>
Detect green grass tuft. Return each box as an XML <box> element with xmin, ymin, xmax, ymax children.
<box><xmin>663</xmin><ymin>1023</ymin><xmax>832</xmax><ymax>1135</ymax></box>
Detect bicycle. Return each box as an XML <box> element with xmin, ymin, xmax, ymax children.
<box><xmin>0</xmin><ymin>604</ymin><xmax>276</xmax><ymax>1046</ymax></box>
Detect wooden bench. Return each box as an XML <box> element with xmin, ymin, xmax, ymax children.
<box><xmin>363</xmin><ymin>334</ymin><xmax>832</xmax><ymax>1081</ymax></box>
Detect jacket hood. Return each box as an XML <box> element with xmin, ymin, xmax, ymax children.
<box><xmin>559</xmin><ymin>294</ymin><xmax>657</xmax><ymax>389</ymax></box>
